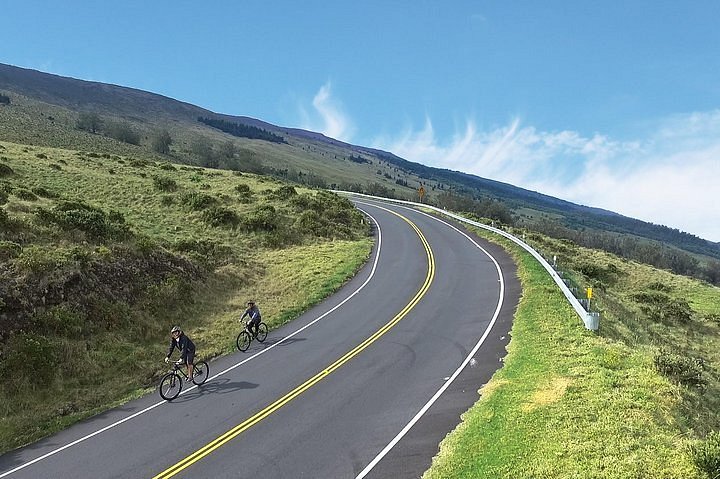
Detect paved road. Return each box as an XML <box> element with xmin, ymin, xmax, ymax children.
<box><xmin>0</xmin><ymin>197</ymin><xmax>520</xmax><ymax>479</ymax></box>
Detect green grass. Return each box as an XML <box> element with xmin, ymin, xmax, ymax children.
<box><xmin>423</xmin><ymin>224</ymin><xmax>719</xmax><ymax>478</ymax></box>
<box><xmin>0</xmin><ymin>139</ymin><xmax>373</xmax><ymax>453</ymax></box>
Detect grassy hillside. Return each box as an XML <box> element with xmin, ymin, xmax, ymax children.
<box><xmin>424</xmin><ymin>222</ymin><xmax>720</xmax><ymax>478</ymax></box>
<box><xmin>2</xmin><ymin>62</ymin><xmax>718</xmax><ymax>273</ymax></box>
<box><xmin>0</xmin><ymin>139</ymin><xmax>372</xmax><ymax>452</ymax></box>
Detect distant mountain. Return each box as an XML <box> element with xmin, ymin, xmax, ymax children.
<box><xmin>1</xmin><ymin>62</ymin><xmax>718</xmax><ymax>264</ymax></box>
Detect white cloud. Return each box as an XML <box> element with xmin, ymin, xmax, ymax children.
<box><xmin>300</xmin><ymin>82</ymin><xmax>355</xmax><ymax>142</ymax></box>
<box><xmin>372</xmin><ymin>111</ymin><xmax>720</xmax><ymax>242</ymax></box>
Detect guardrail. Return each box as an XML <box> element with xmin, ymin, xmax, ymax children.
<box><xmin>338</xmin><ymin>191</ymin><xmax>599</xmax><ymax>331</ymax></box>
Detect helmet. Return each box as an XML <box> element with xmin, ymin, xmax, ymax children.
<box><xmin>170</xmin><ymin>326</ymin><xmax>181</xmax><ymax>334</ymax></box>
<box><xmin>247</xmin><ymin>300</ymin><xmax>255</xmax><ymax>305</ymax></box>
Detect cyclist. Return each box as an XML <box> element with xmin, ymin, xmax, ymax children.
<box><xmin>165</xmin><ymin>326</ymin><xmax>195</xmax><ymax>381</ymax></box>
<box><xmin>240</xmin><ymin>301</ymin><xmax>262</xmax><ymax>338</ymax></box>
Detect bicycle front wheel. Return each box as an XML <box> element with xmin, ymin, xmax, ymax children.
<box><xmin>236</xmin><ymin>331</ymin><xmax>251</xmax><ymax>352</ymax></box>
<box><xmin>192</xmin><ymin>361</ymin><xmax>209</xmax><ymax>385</ymax></box>
<box><xmin>159</xmin><ymin>373</ymin><xmax>182</xmax><ymax>400</ymax></box>
<box><xmin>256</xmin><ymin>323</ymin><xmax>268</xmax><ymax>342</ymax></box>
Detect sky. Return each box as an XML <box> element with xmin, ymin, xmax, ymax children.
<box><xmin>2</xmin><ymin>1</ymin><xmax>719</xmax><ymax>241</ymax></box>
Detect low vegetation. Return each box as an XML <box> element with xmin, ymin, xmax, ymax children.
<box><xmin>424</xmin><ymin>222</ymin><xmax>720</xmax><ymax>478</ymax></box>
<box><xmin>0</xmin><ymin>140</ymin><xmax>372</xmax><ymax>453</ymax></box>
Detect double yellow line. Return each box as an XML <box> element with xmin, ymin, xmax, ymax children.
<box><xmin>153</xmin><ymin>209</ymin><xmax>435</xmax><ymax>479</ymax></box>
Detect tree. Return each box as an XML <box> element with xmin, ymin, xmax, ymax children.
<box><xmin>191</xmin><ymin>137</ymin><xmax>218</xmax><ymax>168</ymax></box>
<box><xmin>76</xmin><ymin>112</ymin><xmax>103</xmax><ymax>133</ymax></box>
<box><xmin>151</xmin><ymin>129</ymin><xmax>172</xmax><ymax>154</ymax></box>
<box><xmin>106</xmin><ymin>121</ymin><xmax>140</xmax><ymax>145</ymax></box>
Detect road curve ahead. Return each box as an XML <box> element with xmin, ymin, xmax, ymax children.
<box><xmin>0</xmin><ymin>197</ymin><xmax>520</xmax><ymax>479</ymax></box>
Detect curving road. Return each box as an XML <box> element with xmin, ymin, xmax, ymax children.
<box><xmin>0</xmin><ymin>197</ymin><xmax>520</xmax><ymax>479</ymax></box>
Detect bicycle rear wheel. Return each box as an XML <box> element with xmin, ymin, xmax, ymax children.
<box><xmin>236</xmin><ymin>331</ymin><xmax>251</xmax><ymax>351</ymax></box>
<box><xmin>192</xmin><ymin>361</ymin><xmax>209</xmax><ymax>385</ymax></box>
<box><xmin>159</xmin><ymin>372</ymin><xmax>182</xmax><ymax>400</ymax></box>
<box><xmin>256</xmin><ymin>323</ymin><xmax>268</xmax><ymax>342</ymax></box>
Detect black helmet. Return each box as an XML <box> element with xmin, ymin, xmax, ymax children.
<box><xmin>247</xmin><ymin>300</ymin><xmax>255</xmax><ymax>305</ymax></box>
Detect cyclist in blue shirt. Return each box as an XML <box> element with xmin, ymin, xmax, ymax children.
<box><xmin>240</xmin><ymin>301</ymin><xmax>262</xmax><ymax>337</ymax></box>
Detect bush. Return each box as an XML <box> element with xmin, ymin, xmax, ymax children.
<box><xmin>0</xmin><ymin>93</ymin><xmax>10</xmax><ymax>105</ymax></box>
<box><xmin>36</xmin><ymin>201</ymin><xmax>131</xmax><ymax>240</ymax></box>
<box><xmin>159</xmin><ymin>195</ymin><xmax>174</xmax><ymax>206</ymax></box>
<box><xmin>181</xmin><ymin>192</ymin><xmax>217</xmax><ymax>210</ymax></box>
<box><xmin>691</xmin><ymin>431</ymin><xmax>720</xmax><ymax>479</ymax></box>
<box><xmin>31</xmin><ymin>186</ymin><xmax>59</xmax><ymax>198</ymax></box>
<box><xmin>0</xmin><ymin>240</ymin><xmax>21</xmax><ymax>261</ymax></box>
<box><xmin>0</xmin><ymin>164</ymin><xmax>14</xmax><ymax>177</ymax></box>
<box><xmin>13</xmin><ymin>189</ymin><xmax>38</xmax><ymax>201</ymax></box>
<box><xmin>36</xmin><ymin>153</ymin><xmax>48</xmax><ymax>159</ymax></box>
<box><xmin>241</xmin><ymin>205</ymin><xmax>278</xmax><ymax>232</ymax></box>
<box><xmin>268</xmin><ymin>185</ymin><xmax>297</xmax><ymax>200</ymax></box>
<box><xmin>106</xmin><ymin>121</ymin><xmax>140</xmax><ymax>145</ymax></box>
<box><xmin>654</xmin><ymin>349</ymin><xmax>706</xmax><ymax>387</ymax></box>
<box><xmin>634</xmin><ymin>291</ymin><xmax>694</xmax><ymax>324</ymax></box>
<box><xmin>152</xmin><ymin>176</ymin><xmax>178</xmax><ymax>192</ymax></box>
<box><xmin>158</xmin><ymin>162</ymin><xmax>176</xmax><ymax>171</ymax></box>
<box><xmin>202</xmin><ymin>206</ymin><xmax>239</xmax><ymax>228</ymax></box>
<box><xmin>0</xmin><ymin>190</ymin><xmax>7</xmax><ymax>205</ymax></box>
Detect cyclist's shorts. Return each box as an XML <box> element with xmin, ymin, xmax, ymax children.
<box><xmin>182</xmin><ymin>352</ymin><xmax>195</xmax><ymax>365</ymax></box>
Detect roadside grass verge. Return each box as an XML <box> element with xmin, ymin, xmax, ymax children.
<box><xmin>424</xmin><ymin>226</ymin><xmax>709</xmax><ymax>478</ymax></box>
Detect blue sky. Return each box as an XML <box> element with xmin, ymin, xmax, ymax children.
<box><xmin>3</xmin><ymin>1</ymin><xmax>719</xmax><ymax>241</ymax></box>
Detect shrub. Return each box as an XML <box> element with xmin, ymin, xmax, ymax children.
<box><xmin>691</xmin><ymin>431</ymin><xmax>720</xmax><ymax>479</ymax></box>
<box><xmin>202</xmin><ymin>206</ymin><xmax>239</xmax><ymax>228</ymax></box>
<box><xmin>654</xmin><ymin>349</ymin><xmax>706</xmax><ymax>387</ymax></box>
<box><xmin>158</xmin><ymin>162</ymin><xmax>177</xmax><ymax>171</ymax></box>
<box><xmin>152</xmin><ymin>176</ymin><xmax>178</xmax><ymax>192</ymax></box>
<box><xmin>0</xmin><ymin>240</ymin><xmax>21</xmax><ymax>261</ymax></box>
<box><xmin>36</xmin><ymin>153</ymin><xmax>48</xmax><ymax>159</ymax></box>
<box><xmin>159</xmin><ymin>195</ymin><xmax>174</xmax><ymax>206</ymax></box>
<box><xmin>13</xmin><ymin>189</ymin><xmax>38</xmax><ymax>201</ymax></box>
<box><xmin>31</xmin><ymin>186</ymin><xmax>59</xmax><ymax>198</ymax></box>
<box><xmin>234</xmin><ymin>184</ymin><xmax>251</xmax><ymax>194</ymax></box>
<box><xmin>0</xmin><ymin>164</ymin><xmax>13</xmax><ymax>177</ymax></box>
<box><xmin>241</xmin><ymin>205</ymin><xmax>278</xmax><ymax>232</ymax></box>
<box><xmin>634</xmin><ymin>291</ymin><xmax>694</xmax><ymax>324</ymax></box>
<box><xmin>31</xmin><ymin>305</ymin><xmax>88</xmax><ymax>337</ymax></box>
<box><xmin>0</xmin><ymin>93</ymin><xmax>10</xmax><ymax>105</ymax></box>
<box><xmin>268</xmin><ymin>185</ymin><xmax>297</xmax><ymax>200</ymax></box>
<box><xmin>181</xmin><ymin>192</ymin><xmax>217</xmax><ymax>210</ymax></box>
<box><xmin>50</xmin><ymin>164</ymin><xmax>62</xmax><ymax>171</ymax></box>
<box><xmin>36</xmin><ymin>201</ymin><xmax>131</xmax><ymax>240</ymax></box>
<box><xmin>0</xmin><ymin>190</ymin><xmax>7</xmax><ymax>205</ymax></box>
<box><xmin>106</xmin><ymin>121</ymin><xmax>140</xmax><ymax>145</ymax></box>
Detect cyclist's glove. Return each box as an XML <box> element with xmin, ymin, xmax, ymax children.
<box><xmin>164</xmin><ymin>356</ymin><xmax>170</xmax><ymax>364</ymax></box>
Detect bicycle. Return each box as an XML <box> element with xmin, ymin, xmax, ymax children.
<box><xmin>236</xmin><ymin>321</ymin><xmax>268</xmax><ymax>352</ymax></box>
<box><xmin>158</xmin><ymin>359</ymin><xmax>209</xmax><ymax>401</ymax></box>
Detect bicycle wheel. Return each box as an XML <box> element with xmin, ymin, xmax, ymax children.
<box><xmin>236</xmin><ymin>331</ymin><xmax>251</xmax><ymax>351</ymax></box>
<box><xmin>159</xmin><ymin>372</ymin><xmax>182</xmax><ymax>400</ymax></box>
<box><xmin>192</xmin><ymin>361</ymin><xmax>209</xmax><ymax>385</ymax></box>
<box><xmin>256</xmin><ymin>323</ymin><xmax>268</xmax><ymax>343</ymax></box>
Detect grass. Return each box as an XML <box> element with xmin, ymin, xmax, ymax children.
<box><xmin>0</xmin><ymin>139</ymin><xmax>373</xmax><ymax>453</ymax></box>
<box><xmin>423</xmin><ymin>223</ymin><xmax>719</xmax><ymax>478</ymax></box>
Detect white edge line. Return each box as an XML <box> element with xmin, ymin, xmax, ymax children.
<box><xmin>355</xmin><ymin>203</ymin><xmax>506</xmax><ymax>479</ymax></box>
<box><xmin>0</xmin><ymin>208</ymin><xmax>383</xmax><ymax>478</ymax></box>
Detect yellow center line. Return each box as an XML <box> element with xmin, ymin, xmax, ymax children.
<box><xmin>152</xmin><ymin>208</ymin><xmax>435</xmax><ymax>479</ymax></box>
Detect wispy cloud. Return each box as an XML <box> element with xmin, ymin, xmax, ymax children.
<box><xmin>372</xmin><ymin>111</ymin><xmax>720</xmax><ymax>242</ymax></box>
<box><xmin>300</xmin><ymin>82</ymin><xmax>355</xmax><ymax>142</ymax></box>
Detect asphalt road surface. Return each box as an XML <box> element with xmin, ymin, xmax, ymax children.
<box><xmin>0</xmin><ymin>197</ymin><xmax>520</xmax><ymax>479</ymax></box>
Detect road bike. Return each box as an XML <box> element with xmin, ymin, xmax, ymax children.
<box><xmin>159</xmin><ymin>359</ymin><xmax>209</xmax><ymax>401</ymax></box>
<box><xmin>236</xmin><ymin>321</ymin><xmax>268</xmax><ymax>352</ymax></box>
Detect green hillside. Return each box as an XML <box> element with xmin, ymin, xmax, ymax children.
<box><xmin>0</xmin><ymin>139</ymin><xmax>372</xmax><ymax>452</ymax></box>
<box><xmin>2</xmin><ymin>62</ymin><xmax>718</xmax><ymax>285</ymax></box>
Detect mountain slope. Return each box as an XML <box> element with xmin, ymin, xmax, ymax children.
<box><xmin>1</xmin><ymin>62</ymin><xmax>718</xmax><ymax>266</ymax></box>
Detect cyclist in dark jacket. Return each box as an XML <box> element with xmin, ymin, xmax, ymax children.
<box><xmin>240</xmin><ymin>301</ymin><xmax>262</xmax><ymax>337</ymax></box>
<box><xmin>165</xmin><ymin>326</ymin><xmax>196</xmax><ymax>381</ymax></box>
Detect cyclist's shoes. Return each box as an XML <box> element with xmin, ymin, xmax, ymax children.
<box><xmin>186</xmin><ymin>376</ymin><xmax>193</xmax><ymax>382</ymax></box>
